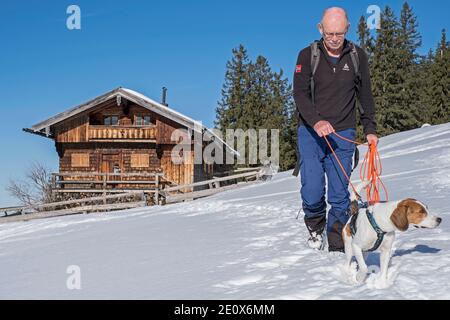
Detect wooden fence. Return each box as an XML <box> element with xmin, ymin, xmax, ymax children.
<box><xmin>51</xmin><ymin>172</ymin><xmax>166</xmax><ymax>193</ymax></box>
<box><xmin>0</xmin><ymin>168</ymin><xmax>264</xmax><ymax>224</ymax></box>
<box><xmin>162</xmin><ymin>170</ymin><xmax>261</xmax><ymax>203</ymax></box>
<box><xmin>0</xmin><ymin>191</ymin><xmax>147</xmax><ymax>223</ymax></box>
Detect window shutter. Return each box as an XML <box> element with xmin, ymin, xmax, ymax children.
<box><xmin>131</xmin><ymin>154</ymin><xmax>149</xmax><ymax>168</ymax></box>
<box><xmin>72</xmin><ymin>153</ymin><xmax>90</xmax><ymax>167</ymax></box>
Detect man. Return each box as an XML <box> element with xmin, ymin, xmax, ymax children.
<box><xmin>293</xmin><ymin>7</ymin><xmax>378</xmax><ymax>252</ymax></box>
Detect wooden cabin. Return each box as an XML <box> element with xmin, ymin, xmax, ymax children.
<box><xmin>24</xmin><ymin>87</ymin><xmax>237</xmax><ymax>196</ymax></box>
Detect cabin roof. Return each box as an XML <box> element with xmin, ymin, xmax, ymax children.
<box><xmin>24</xmin><ymin>87</ymin><xmax>239</xmax><ymax>156</ymax></box>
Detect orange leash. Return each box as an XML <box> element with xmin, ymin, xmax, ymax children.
<box><xmin>323</xmin><ymin>132</ymin><xmax>388</xmax><ymax>205</ymax></box>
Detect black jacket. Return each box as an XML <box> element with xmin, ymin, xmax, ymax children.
<box><xmin>293</xmin><ymin>39</ymin><xmax>376</xmax><ymax>135</ymax></box>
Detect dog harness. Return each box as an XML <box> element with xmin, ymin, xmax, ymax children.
<box><xmin>350</xmin><ymin>208</ymin><xmax>387</xmax><ymax>252</ymax></box>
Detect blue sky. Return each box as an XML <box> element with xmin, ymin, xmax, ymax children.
<box><xmin>0</xmin><ymin>0</ymin><xmax>448</xmax><ymax>206</ymax></box>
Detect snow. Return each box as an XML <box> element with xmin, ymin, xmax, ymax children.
<box><xmin>1</xmin><ymin>123</ymin><xmax>450</xmax><ymax>299</ymax></box>
<box><xmin>122</xmin><ymin>88</ymin><xmax>200</xmax><ymax>129</ymax></box>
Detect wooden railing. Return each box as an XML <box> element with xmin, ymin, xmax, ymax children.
<box><xmin>0</xmin><ymin>191</ymin><xmax>148</xmax><ymax>223</ymax></box>
<box><xmin>0</xmin><ymin>205</ymin><xmax>28</xmax><ymax>217</ymax></box>
<box><xmin>52</xmin><ymin>172</ymin><xmax>166</xmax><ymax>192</ymax></box>
<box><xmin>88</xmin><ymin>125</ymin><xmax>156</xmax><ymax>141</ymax></box>
<box><xmin>161</xmin><ymin>170</ymin><xmax>262</xmax><ymax>203</ymax></box>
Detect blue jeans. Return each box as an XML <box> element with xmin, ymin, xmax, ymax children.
<box><xmin>297</xmin><ymin>125</ymin><xmax>356</xmax><ymax>249</ymax></box>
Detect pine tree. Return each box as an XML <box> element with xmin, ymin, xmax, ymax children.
<box><xmin>370</xmin><ymin>5</ymin><xmax>422</xmax><ymax>135</ymax></box>
<box><xmin>357</xmin><ymin>15</ymin><xmax>375</xmax><ymax>59</ymax></box>
<box><xmin>215</xmin><ymin>45</ymin><xmax>250</xmax><ymax>131</ymax></box>
<box><xmin>398</xmin><ymin>2</ymin><xmax>423</xmax><ymax>130</ymax></box>
<box><xmin>418</xmin><ymin>49</ymin><xmax>435</xmax><ymax>124</ymax></box>
<box><xmin>243</xmin><ymin>56</ymin><xmax>273</xmax><ymax>130</ymax></box>
<box><xmin>428</xmin><ymin>30</ymin><xmax>450</xmax><ymax>124</ymax></box>
<box><xmin>276</xmin><ymin>75</ymin><xmax>297</xmax><ymax>171</ymax></box>
<box><xmin>399</xmin><ymin>2</ymin><xmax>422</xmax><ymax>65</ymax></box>
<box><xmin>371</xmin><ymin>6</ymin><xmax>403</xmax><ymax>136</ymax></box>
<box><xmin>414</xmin><ymin>50</ymin><xmax>435</xmax><ymax>124</ymax></box>
<box><xmin>268</xmin><ymin>69</ymin><xmax>296</xmax><ymax>170</ymax></box>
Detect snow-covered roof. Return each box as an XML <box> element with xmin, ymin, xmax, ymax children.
<box><xmin>25</xmin><ymin>87</ymin><xmax>238</xmax><ymax>156</ymax></box>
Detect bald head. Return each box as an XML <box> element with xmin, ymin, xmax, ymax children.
<box><xmin>321</xmin><ymin>7</ymin><xmax>349</xmax><ymax>26</ymax></box>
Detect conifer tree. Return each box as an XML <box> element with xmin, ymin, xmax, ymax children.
<box><xmin>357</xmin><ymin>15</ymin><xmax>375</xmax><ymax>59</ymax></box>
<box><xmin>370</xmin><ymin>5</ymin><xmax>423</xmax><ymax>135</ymax></box>
<box><xmin>371</xmin><ymin>6</ymin><xmax>402</xmax><ymax>135</ymax></box>
<box><xmin>398</xmin><ymin>2</ymin><xmax>423</xmax><ymax>129</ymax></box>
<box><xmin>215</xmin><ymin>45</ymin><xmax>250</xmax><ymax>131</ymax></box>
<box><xmin>399</xmin><ymin>2</ymin><xmax>422</xmax><ymax>65</ymax></box>
<box><xmin>268</xmin><ymin>69</ymin><xmax>297</xmax><ymax>170</ymax></box>
<box><xmin>413</xmin><ymin>50</ymin><xmax>435</xmax><ymax>124</ymax></box>
<box><xmin>428</xmin><ymin>30</ymin><xmax>450</xmax><ymax>124</ymax></box>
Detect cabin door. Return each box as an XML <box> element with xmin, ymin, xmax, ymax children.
<box><xmin>101</xmin><ymin>154</ymin><xmax>122</xmax><ymax>181</ymax></box>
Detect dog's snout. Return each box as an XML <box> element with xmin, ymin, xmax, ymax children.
<box><xmin>436</xmin><ymin>217</ymin><xmax>442</xmax><ymax>225</ymax></box>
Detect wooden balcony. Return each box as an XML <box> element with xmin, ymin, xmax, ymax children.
<box><xmin>88</xmin><ymin>125</ymin><xmax>156</xmax><ymax>142</ymax></box>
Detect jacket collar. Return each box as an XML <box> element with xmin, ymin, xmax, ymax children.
<box><xmin>318</xmin><ymin>38</ymin><xmax>352</xmax><ymax>57</ymax></box>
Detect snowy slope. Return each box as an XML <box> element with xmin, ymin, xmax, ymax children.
<box><xmin>1</xmin><ymin>123</ymin><xmax>450</xmax><ymax>299</ymax></box>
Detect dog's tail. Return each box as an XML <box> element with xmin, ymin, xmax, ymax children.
<box><xmin>349</xmin><ymin>180</ymin><xmax>371</xmax><ymax>215</ymax></box>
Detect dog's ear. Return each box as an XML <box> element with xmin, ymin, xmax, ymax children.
<box><xmin>391</xmin><ymin>204</ymin><xmax>409</xmax><ymax>231</ymax></box>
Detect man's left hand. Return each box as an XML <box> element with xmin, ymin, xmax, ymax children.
<box><xmin>366</xmin><ymin>134</ymin><xmax>378</xmax><ymax>146</ymax></box>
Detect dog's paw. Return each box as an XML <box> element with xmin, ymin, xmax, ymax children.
<box><xmin>366</xmin><ymin>274</ymin><xmax>392</xmax><ymax>289</ymax></box>
<box><xmin>356</xmin><ymin>270</ymin><xmax>368</xmax><ymax>283</ymax></box>
<box><xmin>339</xmin><ymin>262</ymin><xmax>355</xmax><ymax>276</ymax></box>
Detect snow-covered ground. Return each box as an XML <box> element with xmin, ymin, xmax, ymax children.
<box><xmin>1</xmin><ymin>123</ymin><xmax>450</xmax><ymax>299</ymax></box>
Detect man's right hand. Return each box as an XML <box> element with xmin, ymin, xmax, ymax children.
<box><xmin>313</xmin><ymin>120</ymin><xmax>335</xmax><ymax>137</ymax></box>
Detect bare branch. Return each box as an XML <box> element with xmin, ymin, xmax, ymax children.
<box><xmin>6</xmin><ymin>162</ymin><xmax>54</xmax><ymax>206</ymax></box>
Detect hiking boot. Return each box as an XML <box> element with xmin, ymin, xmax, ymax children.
<box><xmin>327</xmin><ymin>221</ymin><xmax>345</xmax><ymax>252</ymax></box>
<box><xmin>307</xmin><ymin>232</ymin><xmax>324</xmax><ymax>250</ymax></box>
<box><xmin>328</xmin><ymin>246</ymin><xmax>345</xmax><ymax>253</ymax></box>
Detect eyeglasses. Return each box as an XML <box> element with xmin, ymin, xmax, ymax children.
<box><xmin>320</xmin><ymin>25</ymin><xmax>347</xmax><ymax>39</ymax></box>
<box><xmin>323</xmin><ymin>31</ymin><xmax>346</xmax><ymax>39</ymax></box>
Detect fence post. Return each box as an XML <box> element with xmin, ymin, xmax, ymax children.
<box><xmin>103</xmin><ymin>175</ymin><xmax>107</xmax><ymax>205</ymax></box>
<box><xmin>51</xmin><ymin>174</ymin><xmax>56</xmax><ymax>193</ymax></box>
<box><xmin>154</xmin><ymin>174</ymin><xmax>160</xmax><ymax>205</ymax></box>
<box><xmin>142</xmin><ymin>191</ymin><xmax>148</xmax><ymax>206</ymax></box>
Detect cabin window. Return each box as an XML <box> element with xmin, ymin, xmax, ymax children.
<box><xmin>113</xmin><ymin>163</ymin><xmax>121</xmax><ymax>174</ymax></box>
<box><xmin>104</xmin><ymin>115</ymin><xmax>119</xmax><ymax>126</ymax></box>
<box><xmin>71</xmin><ymin>153</ymin><xmax>90</xmax><ymax>167</ymax></box>
<box><xmin>135</xmin><ymin>115</ymin><xmax>151</xmax><ymax>126</ymax></box>
<box><xmin>131</xmin><ymin>154</ymin><xmax>150</xmax><ymax>168</ymax></box>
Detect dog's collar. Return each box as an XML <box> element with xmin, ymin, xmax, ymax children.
<box><xmin>366</xmin><ymin>208</ymin><xmax>387</xmax><ymax>252</ymax></box>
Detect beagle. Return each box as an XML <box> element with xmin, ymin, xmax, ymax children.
<box><xmin>342</xmin><ymin>182</ymin><xmax>442</xmax><ymax>283</ymax></box>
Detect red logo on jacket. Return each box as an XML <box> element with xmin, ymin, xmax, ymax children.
<box><xmin>295</xmin><ymin>65</ymin><xmax>302</xmax><ymax>73</ymax></box>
